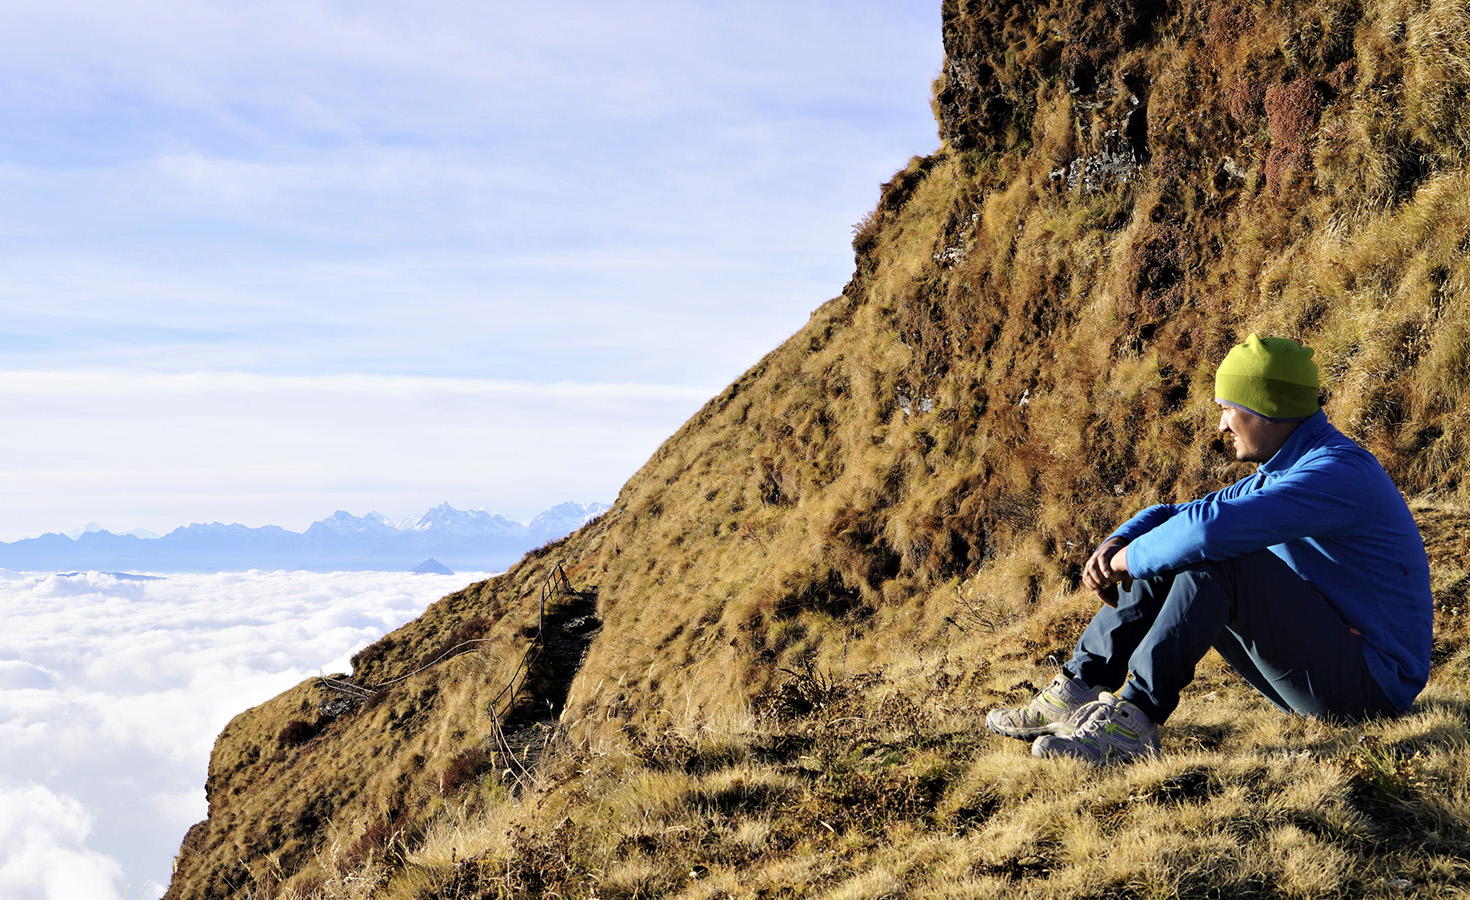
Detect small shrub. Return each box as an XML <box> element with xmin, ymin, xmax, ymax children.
<box><xmin>1265</xmin><ymin>77</ymin><xmax>1325</xmax><ymax>148</ymax></box>
<box><xmin>339</xmin><ymin>811</ymin><xmax>417</xmax><ymax>872</ymax></box>
<box><xmin>1226</xmin><ymin>78</ymin><xmax>1266</xmax><ymax>127</ymax></box>
<box><xmin>441</xmin><ymin>744</ymin><xmax>494</xmax><ymax>795</ymax></box>
<box><xmin>277</xmin><ymin>719</ymin><xmax>317</xmax><ymax>748</ymax></box>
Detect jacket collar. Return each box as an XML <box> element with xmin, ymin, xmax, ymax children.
<box><xmin>1258</xmin><ymin>410</ymin><xmax>1331</xmax><ymax>475</ymax></box>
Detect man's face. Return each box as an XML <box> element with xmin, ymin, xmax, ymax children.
<box><xmin>1217</xmin><ymin>404</ymin><xmax>1292</xmax><ymax>463</ymax></box>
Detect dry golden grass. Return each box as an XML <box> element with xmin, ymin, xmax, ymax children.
<box><xmin>166</xmin><ymin>0</ymin><xmax>1470</xmax><ymax>897</ymax></box>
<box><xmin>285</xmin><ymin>598</ymin><xmax>1470</xmax><ymax>899</ymax></box>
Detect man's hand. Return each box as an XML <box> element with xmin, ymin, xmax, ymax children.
<box><xmin>1082</xmin><ymin>537</ymin><xmax>1133</xmax><ymax>607</ymax></box>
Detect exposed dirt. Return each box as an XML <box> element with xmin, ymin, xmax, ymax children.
<box><xmin>495</xmin><ymin>584</ymin><xmax>601</xmax><ymax>778</ymax></box>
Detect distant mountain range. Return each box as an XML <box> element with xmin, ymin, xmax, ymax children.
<box><xmin>0</xmin><ymin>502</ymin><xmax>610</xmax><ymax>574</ymax></box>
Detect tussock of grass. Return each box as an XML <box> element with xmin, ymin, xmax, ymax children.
<box><xmin>257</xmin><ymin>626</ymin><xmax>1470</xmax><ymax>898</ymax></box>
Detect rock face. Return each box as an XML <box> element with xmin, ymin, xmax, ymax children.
<box><xmin>165</xmin><ymin>1</ymin><xmax>1470</xmax><ymax>897</ymax></box>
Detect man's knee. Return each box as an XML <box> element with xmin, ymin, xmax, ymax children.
<box><xmin>1133</xmin><ymin>560</ymin><xmax>1226</xmax><ymax>603</ymax></box>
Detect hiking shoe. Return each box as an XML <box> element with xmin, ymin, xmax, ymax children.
<box><xmin>1031</xmin><ymin>692</ymin><xmax>1160</xmax><ymax>764</ymax></box>
<box><xmin>986</xmin><ymin>672</ymin><xmax>1103</xmax><ymax>739</ymax></box>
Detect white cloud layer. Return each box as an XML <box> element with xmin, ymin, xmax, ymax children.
<box><xmin>0</xmin><ymin>784</ymin><xmax>123</xmax><ymax>900</ymax></box>
<box><xmin>0</xmin><ymin>568</ymin><xmax>492</xmax><ymax>899</ymax></box>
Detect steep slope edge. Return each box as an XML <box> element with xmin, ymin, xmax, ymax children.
<box><xmin>166</xmin><ymin>1</ymin><xmax>1470</xmax><ymax>897</ymax></box>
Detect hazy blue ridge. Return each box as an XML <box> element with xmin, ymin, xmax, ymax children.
<box><xmin>0</xmin><ymin>502</ymin><xmax>610</xmax><ymax>573</ymax></box>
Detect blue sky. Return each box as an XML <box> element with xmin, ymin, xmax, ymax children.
<box><xmin>0</xmin><ymin>0</ymin><xmax>943</xmax><ymax>541</ymax></box>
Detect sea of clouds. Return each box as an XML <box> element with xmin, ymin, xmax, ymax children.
<box><xmin>0</xmin><ymin>567</ymin><xmax>492</xmax><ymax>899</ymax></box>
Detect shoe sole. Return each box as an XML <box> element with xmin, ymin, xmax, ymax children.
<box><xmin>1032</xmin><ymin>739</ymin><xmax>1160</xmax><ymax>763</ymax></box>
<box><xmin>985</xmin><ymin>714</ymin><xmax>1075</xmax><ymax>740</ymax></box>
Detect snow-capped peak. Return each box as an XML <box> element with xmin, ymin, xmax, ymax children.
<box><xmin>309</xmin><ymin>510</ymin><xmax>396</xmax><ymax>536</ymax></box>
<box><xmin>528</xmin><ymin>501</ymin><xmax>611</xmax><ymax>537</ymax></box>
<box><xmin>398</xmin><ymin>503</ymin><xmax>524</xmax><ymax>537</ymax></box>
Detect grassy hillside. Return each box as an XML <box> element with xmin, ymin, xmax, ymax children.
<box><xmin>166</xmin><ymin>1</ymin><xmax>1470</xmax><ymax>897</ymax></box>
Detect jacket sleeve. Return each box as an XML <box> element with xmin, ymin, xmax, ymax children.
<box><xmin>1108</xmin><ymin>504</ymin><xmax>1178</xmax><ymax>544</ymax></box>
<box><xmin>1124</xmin><ymin>449</ymin><xmax>1371</xmax><ymax>578</ymax></box>
<box><xmin>1107</xmin><ymin>474</ymin><xmax>1260</xmax><ymax>546</ymax></box>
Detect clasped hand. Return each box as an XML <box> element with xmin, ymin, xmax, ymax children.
<box><xmin>1082</xmin><ymin>537</ymin><xmax>1132</xmax><ymax>607</ymax></box>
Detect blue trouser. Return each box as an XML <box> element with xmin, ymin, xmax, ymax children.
<box><xmin>1063</xmin><ymin>549</ymin><xmax>1396</xmax><ymax>724</ymax></box>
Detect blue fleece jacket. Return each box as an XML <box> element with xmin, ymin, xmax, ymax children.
<box><xmin>1109</xmin><ymin>411</ymin><xmax>1432</xmax><ymax>712</ymax></box>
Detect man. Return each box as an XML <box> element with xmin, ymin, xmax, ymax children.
<box><xmin>987</xmin><ymin>334</ymin><xmax>1433</xmax><ymax>763</ymax></box>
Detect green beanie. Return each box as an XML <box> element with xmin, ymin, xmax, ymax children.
<box><xmin>1214</xmin><ymin>333</ymin><xmax>1319</xmax><ymax>420</ymax></box>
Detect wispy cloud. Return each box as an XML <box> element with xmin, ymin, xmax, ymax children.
<box><xmin>0</xmin><ymin>0</ymin><xmax>939</xmax><ymax>362</ymax></box>
<box><xmin>3</xmin><ymin>1</ymin><xmax>935</xmax><ymax>121</ymax></box>
<box><xmin>0</xmin><ymin>568</ymin><xmax>492</xmax><ymax>898</ymax></box>
<box><xmin>0</xmin><ymin>0</ymin><xmax>940</xmax><ymax>536</ymax></box>
<box><xmin>0</xmin><ymin>372</ymin><xmax>699</xmax><ymax>539</ymax></box>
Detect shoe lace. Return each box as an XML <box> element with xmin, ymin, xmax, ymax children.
<box><xmin>1070</xmin><ymin>699</ymin><xmax>1121</xmax><ymax>740</ymax></box>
